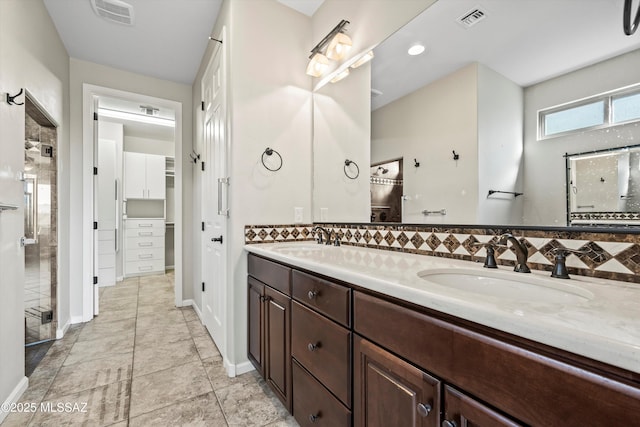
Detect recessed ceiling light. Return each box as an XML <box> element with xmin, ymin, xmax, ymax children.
<box><xmin>408</xmin><ymin>44</ymin><xmax>425</xmax><ymax>56</ymax></box>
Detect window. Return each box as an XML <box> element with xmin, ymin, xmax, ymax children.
<box><xmin>539</xmin><ymin>86</ymin><xmax>640</xmax><ymax>139</ymax></box>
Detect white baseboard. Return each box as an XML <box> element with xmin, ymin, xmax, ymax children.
<box><xmin>181</xmin><ymin>299</ymin><xmax>203</xmax><ymax>323</ymax></box>
<box><xmin>224</xmin><ymin>359</ymin><xmax>255</xmax><ymax>378</ymax></box>
<box><xmin>56</xmin><ymin>319</ymin><xmax>71</xmax><ymax>339</ymax></box>
<box><xmin>70</xmin><ymin>315</ymin><xmax>84</xmax><ymax>325</ymax></box>
<box><xmin>0</xmin><ymin>376</ymin><xmax>28</xmax><ymax>424</ymax></box>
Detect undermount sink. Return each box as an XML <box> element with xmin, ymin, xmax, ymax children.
<box><xmin>270</xmin><ymin>243</ymin><xmax>326</xmax><ymax>252</ymax></box>
<box><xmin>417</xmin><ymin>269</ymin><xmax>594</xmax><ymax>305</ymax></box>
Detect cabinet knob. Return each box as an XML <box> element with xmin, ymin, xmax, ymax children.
<box><xmin>417</xmin><ymin>403</ymin><xmax>432</xmax><ymax>417</ymax></box>
<box><xmin>307</xmin><ymin>342</ymin><xmax>320</xmax><ymax>352</ymax></box>
<box><xmin>309</xmin><ymin>414</ymin><xmax>319</xmax><ymax>423</ymax></box>
<box><xmin>308</xmin><ymin>290</ymin><xmax>318</xmax><ymax>300</ymax></box>
<box><xmin>442</xmin><ymin>420</ymin><xmax>457</xmax><ymax>427</ymax></box>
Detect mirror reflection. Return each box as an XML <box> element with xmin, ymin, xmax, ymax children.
<box><xmin>314</xmin><ymin>0</ymin><xmax>640</xmax><ymax>226</ymax></box>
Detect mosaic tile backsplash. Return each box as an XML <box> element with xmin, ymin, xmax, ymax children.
<box><xmin>244</xmin><ymin>223</ymin><xmax>640</xmax><ymax>284</ymax></box>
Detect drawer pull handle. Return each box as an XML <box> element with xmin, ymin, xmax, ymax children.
<box><xmin>139</xmin><ymin>266</ymin><xmax>153</xmax><ymax>271</ymax></box>
<box><xmin>139</xmin><ymin>224</ymin><xmax>153</xmax><ymax>227</ymax></box>
<box><xmin>309</xmin><ymin>414</ymin><xmax>319</xmax><ymax>423</ymax></box>
<box><xmin>307</xmin><ymin>342</ymin><xmax>320</xmax><ymax>352</ymax></box>
<box><xmin>138</xmin><ymin>231</ymin><xmax>153</xmax><ymax>236</ymax></box>
<box><xmin>417</xmin><ymin>403</ymin><xmax>432</xmax><ymax>417</ymax></box>
<box><xmin>138</xmin><ymin>242</ymin><xmax>153</xmax><ymax>247</ymax></box>
<box><xmin>307</xmin><ymin>290</ymin><xmax>318</xmax><ymax>300</ymax></box>
<box><xmin>442</xmin><ymin>420</ymin><xmax>457</xmax><ymax>427</ymax></box>
<box><xmin>138</xmin><ymin>254</ymin><xmax>153</xmax><ymax>259</ymax></box>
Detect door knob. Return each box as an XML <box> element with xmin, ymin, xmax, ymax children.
<box><xmin>212</xmin><ymin>236</ymin><xmax>223</xmax><ymax>243</ymax></box>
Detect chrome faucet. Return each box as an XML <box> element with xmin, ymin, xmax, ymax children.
<box><xmin>499</xmin><ymin>233</ymin><xmax>530</xmax><ymax>273</ymax></box>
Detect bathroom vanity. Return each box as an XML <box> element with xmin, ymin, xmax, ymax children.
<box><xmin>245</xmin><ymin>243</ymin><xmax>640</xmax><ymax>427</ymax></box>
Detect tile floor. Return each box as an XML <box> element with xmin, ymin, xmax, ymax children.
<box><xmin>2</xmin><ymin>273</ymin><xmax>298</xmax><ymax>427</ymax></box>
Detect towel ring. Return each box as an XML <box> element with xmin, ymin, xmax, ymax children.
<box><xmin>261</xmin><ymin>147</ymin><xmax>283</xmax><ymax>172</ymax></box>
<box><xmin>344</xmin><ymin>159</ymin><xmax>360</xmax><ymax>180</ymax></box>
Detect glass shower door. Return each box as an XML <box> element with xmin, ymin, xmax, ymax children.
<box><xmin>24</xmin><ymin>106</ymin><xmax>56</xmax><ymax>345</ymax></box>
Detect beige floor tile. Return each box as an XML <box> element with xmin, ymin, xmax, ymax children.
<box><xmin>203</xmin><ymin>358</ymin><xmax>260</xmax><ymax>391</ymax></box>
<box><xmin>98</xmin><ymin>297</ymin><xmax>138</xmax><ymax>312</ymax></box>
<box><xmin>128</xmin><ymin>391</ymin><xmax>227</xmax><ymax>427</ymax></box>
<box><xmin>47</xmin><ymin>353</ymin><xmax>133</xmax><ymax>399</ymax></box>
<box><xmin>136</xmin><ymin>309</ymin><xmax>185</xmax><ymax>331</ymax></box>
<box><xmin>101</xmin><ymin>285</ymin><xmax>139</xmax><ymax>300</ymax></box>
<box><xmin>136</xmin><ymin>301</ymin><xmax>177</xmax><ymax>315</ymax></box>
<box><xmin>181</xmin><ymin>307</ymin><xmax>199</xmax><ymax>322</ymax></box>
<box><xmin>129</xmin><ymin>361</ymin><xmax>212</xmax><ymax>418</ymax></box>
<box><xmin>30</xmin><ymin>380</ymin><xmax>130</xmax><ymax>427</ymax></box>
<box><xmin>0</xmin><ymin>410</ymin><xmax>36</xmax><ymax>427</ymax></box>
<box><xmin>90</xmin><ymin>307</ymin><xmax>138</xmax><ymax>324</ymax></box>
<box><xmin>265</xmin><ymin>415</ymin><xmax>300</xmax><ymax>427</ymax></box>
<box><xmin>134</xmin><ymin>321</ymin><xmax>191</xmax><ymax>347</ymax></box>
<box><xmin>133</xmin><ymin>338</ymin><xmax>200</xmax><ymax>377</ymax></box>
<box><xmin>77</xmin><ymin>318</ymin><xmax>136</xmax><ymax>342</ymax></box>
<box><xmin>137</xmin><ymin>292</ymin><xmax>174</xmax><ymax>308</ymax></box>
<box><xmin>215</xmin><ymin>379</ymin><xmax>289</xmax><ymax>427</ymax></box>
<box><xmin>63</xmin><ymin>332</ymin><xmax>134</xmax><ymax>366</ymax></box>
<box><xmin>186</xmin><ymin>320</ymin><xmax>208</xmax><ymax>338</ymax></box>
<box><xmin>193</xmin><ymin>334</ymin><xmax>221</xmax><ymax>360</ymax></box>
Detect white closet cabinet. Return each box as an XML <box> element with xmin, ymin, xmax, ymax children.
<box><xmin>124</xmin><ymin>152</ymin><xmax>166</xmax><ymax>199</ymax></box>
<box><xmin>124</xmin><ymin>219</ymin><xmax>165</xmax><ymax>275</ymax></box>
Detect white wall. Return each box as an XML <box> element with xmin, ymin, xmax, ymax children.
<box><xmin>69</xmin><ymin>59</ymin><xmax>193</xmax><ymax>318</ymax></box>
<box><xmin>0</xmin><ymin>0</ymin><xmax>69</xmax><ymax>417</ymax></box>
<box><xmin>372</xmin><ymin>64</ymin><xmax>479</xmax><ymax>224</ymax></box>
<box><xmin>523</xmin><ymin>49</ymin><xmax>640</xmax><ymax>226</ymax></box>
<box><xmin>477</xmin><ymin>63</ymin><xmax>524</xmax><ymax>225</ymax></box>
<box><xmin>124</xmin><ymin>136</ymin><xmax>174</xmax><ymax>157</ymax></box>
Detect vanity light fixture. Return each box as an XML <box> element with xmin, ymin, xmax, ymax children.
<box><xmin>408</xmin><ymin>44</ymin><xmax>425</xmax><ymax>56</ymax></box>
<box><xmin>306</xmin><ymin>19</ymin><xmax>350</xmax><ymax>77</ymax></box>
<box><xmin>306</xmin><ymin>53</ymin><xmax>330</xmax><ymax>77</ymax></box>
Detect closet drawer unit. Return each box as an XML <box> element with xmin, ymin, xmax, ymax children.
<box><xmin>125</xmin><ymin>259</ymin><xmax>165</xmax><ymax>275</ymax></box>
<box><xmin>126</xmin><ymin>219</ymin><xmax>164</xmax><ymax>229</ymax></box>
<box><xmin>125</xmin><ymin>247</ymin><xmax>165</xmax><ymax>262</ymax></box>
<box><xmin>292</xmin><ymin>301</ymin><xmax>351</xmax><ymax>407</ymax></box>
<box><xmin>126</xmin><ymin>227</ymin><xmax>165</xmax><ymax>238</ymax></box>
<box><xmin>126</xmin><ymin>236</ymin><xmax>165</xmax><ymax>250</ymax></box>
<box><xmin>293</xmin><ymin>360</ymin><xmax>351</xmax><ymax>427</ymax></box>
<box><xmin>292</xmin><ymin>270</ymin><xmax>350</xmax><ymax>327</ymax></box>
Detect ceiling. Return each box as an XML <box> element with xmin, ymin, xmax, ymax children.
<box><xmin>372</xmin><ymin>0</ymin><xmax>640</xmax><ymax>110</ymax></box>
<box><xmin>276</xmin><ymin>0</ymin><xmax>324</xmax><ymax>16</ymax></box>
<box><xmin>43</xmin><ymin>0</ymin><xmax>223</xmax><ymax>85</ymax></box>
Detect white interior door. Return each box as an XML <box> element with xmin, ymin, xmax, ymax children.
<box><xmin>97</xmin><ymin>133</ymin><xmax>116</xmax><ymax>287</ymax></box>
<box><xmin>202</xmin><ymin>43</ymin><xmax>227</xmax><ymax>355</ymax></box>
<box><xmin>92</xmin><ymin>97</ymin><xmax>100</xmax><ymax>315</ymax></box>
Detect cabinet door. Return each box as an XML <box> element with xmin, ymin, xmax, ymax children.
<box><xmin>442</xmin><ymin>385</ymin><xmax>522</xmax><ymax>427</ymax></box>
<box><xmin>354</xmin><ymin>336</ymin><xmax>441</xmax><ymax>427</ymax></box>
<box><xmin>265</xmin><ymin>286</ymin><xmax>292</xmax><ymax>411</ymax></box>
<box><xmin>248</xmin><ymin>277</ymin><xmax>265</xmax><ymax>376</ymax></box>
<box><xmin>145</xmin><ymin>154</ymin><xmax>166</xmax><ymax>199</ymax></box>
<box><xmin>124</xmin><ymin>152</ymin><xmax>147</xmax><ymax>199</ymax></box>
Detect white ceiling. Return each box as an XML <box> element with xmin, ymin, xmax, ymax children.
<box><xmin>276</xmin><ymin>0</ymin><xmax>324</xmax><ymax>17</ymax></box>
<box><xmin>372</xmin><ymin>0</ymin><xmax>640</xmax><ymax>110</ymax></box>
<box><xmin>43</xmin><ymin>0</ymin><xmax>223</xmax><ymax>85</ymax></box>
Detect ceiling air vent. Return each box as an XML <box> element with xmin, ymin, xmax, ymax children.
<box><xmin>91</xmin><ymin>0</ymin><xmax>135</xmax><ymax>25</ymax></box>
<box><xmin>457</xmin><ymin>7</ymin><xmax>486</xmax><ymax>28</ymax></box>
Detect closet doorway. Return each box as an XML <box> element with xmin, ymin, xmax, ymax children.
<box><xmin>82</xmin><ymin>84</ymin><xmax>183</xmax><ymax>320</ymax></box>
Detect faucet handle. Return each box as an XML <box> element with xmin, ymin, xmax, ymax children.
<box><xmin>550</xmin><ymin>247</ymin><xmax>588</xmax><ymax>279</ymax></box>
<box><xmin>472</xmin><ymin>242</ymin><xmax>498</xmax><ymax>269</ymax></box>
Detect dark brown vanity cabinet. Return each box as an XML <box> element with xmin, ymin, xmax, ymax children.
<box><xmin>248</xmin><ymin>253</ymin><xmax>640</xmax><ymax>427</ymax></box>
<box><xmin>354</xmin><ymin>335</ymin><xmax>441</xmax><ymax>427</ymax></box>
<box><xmin>247</xmin><ymin>255</ymin><xmax>292</xmax><ymax>411</ymax></box>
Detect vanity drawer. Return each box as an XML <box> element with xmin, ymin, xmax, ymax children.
<box><xmin>126</xmin><ymin>236</ymin><xmax>165</xmax><ymax>249</ymax></box>
<box><xmin>292</xmin><ymin>270</ymin><xmax>351</xmax><ymax>327</ymax></box>
<box><xmin>293</xmin><ymin>360</ymin><xmax>351</xmax><ymax>427</ymax></box>
<box><xmin>248</xmin><ymin>254</ymin><xmax>291</xmax><ymax>296</ymax></box>
<box><xmin>353</xmin><ymin>291</ymin><xmax>454</xmax><ymax>381</ymax></box>
<box><xmin>292</xmin><ymin>301</ymin><xmax>351</xmax><ymax>407</ymax></box>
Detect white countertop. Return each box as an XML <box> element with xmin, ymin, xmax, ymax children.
<box><xmin>245</xmin><ymin>241</ymin><xmax>640</xmax><ymax>375</ymax></box>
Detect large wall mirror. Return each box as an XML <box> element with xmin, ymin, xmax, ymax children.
<box><xmin>312</xmin><ymin>0</ymin><xmax>640</xmax><ymax>227</ymax></box>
